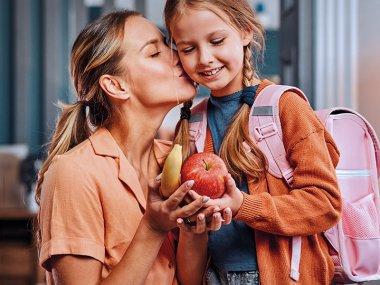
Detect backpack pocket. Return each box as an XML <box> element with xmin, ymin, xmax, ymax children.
<box><xmin>342</xmin><ymin>192</ymin><xmax>380</xmax><ymax>276</ymax></box>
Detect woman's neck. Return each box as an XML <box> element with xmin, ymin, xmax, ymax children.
<box><xmin>107</xmin><ymin>109</ymin><xmax>164</xmax><ymax>185</ymax></box>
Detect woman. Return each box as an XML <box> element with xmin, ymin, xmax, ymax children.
<box><xmin>36</xmin><ymin>10</ymin><xmax>231</xmax><ymax>285</ymax></box>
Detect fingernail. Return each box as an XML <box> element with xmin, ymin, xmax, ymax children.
<box><xmin>213</xmin><ymin>207</ymin><xmax>220</xmax><ymax>212</ymax></box>
<box><xmin>177</xmin><ymin>218</ymin><xmax>183</xmax><ymax>224</ymax></box>
<box><xmin>225</xmin><ymin>208</ymin><xmax>231</xmax><ymax>214</ymax></box>
<box><xmin>155</xmin><ymin>173</ymin><xmax>162</xmax><ymax>181</ymax></box>
<box><xmin>214</xmin><ymin>213</ymin><xmax>221</xmax><ymax>219</ymax></box>
<box><xmin>198</xmin><ymin>214</ymin><xmax>204</xmax><ymax>221</ymax></box>
<box><xmin>202</xmin><ymin>196</ymin><xmax>210</xmax><ymax>203</ymax></box>
<box><xmin>187</xmin><ymin>180</ymin><xmax>194</xmax><ymax>188</ymax></box>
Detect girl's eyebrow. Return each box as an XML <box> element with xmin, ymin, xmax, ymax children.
<box><xmin>176</xmin><ymin>29</ymin><xmax>227</xmax><ymax>46</ymax></box>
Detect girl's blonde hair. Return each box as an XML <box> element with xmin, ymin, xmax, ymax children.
<box><xmin>35</xmin><ymin>10</ymin><xmax>140</xmax><ymax>247</ymax></box>
<box><xmin>165</xmin><ymin>0</ymin><xmax>267</xmax><ymax>182</ymax></box>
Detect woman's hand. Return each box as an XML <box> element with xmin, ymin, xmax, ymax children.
<box><xmin>188</xmin><ymin>174</ymin><xmax>244</xmax><ymax>217</ymax></box>
<box><xmin>176</xmin><ymin>202</ymin><xmax>233</xmax><ymax>234</ymax></box>
<box><xmin>143</xmin><ymin>177</ymin><xmax>210</xmax><ymax>234</ymax></box>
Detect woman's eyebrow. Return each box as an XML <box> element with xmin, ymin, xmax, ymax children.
<box><xmin>140</xmin><ymin>34</ymin><xmax>167</xmax><ymax>52</ymax></box>
<box><xmin>140</xmin><ymin>38</ymin><xmax>159</xmax><ymax>52</ymax></box>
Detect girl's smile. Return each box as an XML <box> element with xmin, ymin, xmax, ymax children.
<box><xmin>171</xmin><ymin>8</ymin><xmax>252</xmax><ymax>97</ymax></box>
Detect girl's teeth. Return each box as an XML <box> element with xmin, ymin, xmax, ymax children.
<box><xmin>204</xmin><ymin>68</ymin><xmax>220</xmax><ymax>76</ymax></box>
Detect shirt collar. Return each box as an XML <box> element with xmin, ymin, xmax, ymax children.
<box><xmin>89</xmin><ymin>128</ymin><xmax>173</xmax><ymax>210</ymax></box>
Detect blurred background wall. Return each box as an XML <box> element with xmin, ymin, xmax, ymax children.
<box><xmin>0</xmin><ymin>0</ymin><xmax>380</xmax><ymax>284</ymax></box>
<box><xmin>0</xmin><ymin>0</ymin><xmax>379</xmax><ymax>157</ymax></box>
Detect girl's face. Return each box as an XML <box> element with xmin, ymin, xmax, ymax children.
<box><xmin>171</xmin><ymin>8</ymin><xmax>251</xmax><ymax>97</ymax></box>
<box><xmin>120</xmin><ymin>16</ymin><xmax>195</xmax><ymax>107</ymax></box>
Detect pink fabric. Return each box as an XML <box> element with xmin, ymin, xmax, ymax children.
<box><xmin>319</xmin><ymin>109</ymin><xmax>380</xmax><ymax>283</ymax></box>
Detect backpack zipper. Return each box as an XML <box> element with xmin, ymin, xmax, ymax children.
<box><xmin>336</xmin><ymin>169</ymin><xmax>371</xmax><ymax>177</ymax></box>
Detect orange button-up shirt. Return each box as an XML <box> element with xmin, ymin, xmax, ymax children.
<box><xmin>39</xmin><ymin>128</ymin><xmax>178</xmax><ymax>284</ymax></box>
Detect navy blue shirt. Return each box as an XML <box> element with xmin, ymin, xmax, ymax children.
<box><xmin>207</xmin><ymin>88</ymin><xmax>258</xmax><ymax>271</ymax></box>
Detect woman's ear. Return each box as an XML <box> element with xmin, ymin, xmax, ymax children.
<box><xmin>99</xmin><ymin>75</ymin><xmax>130</xmax><ymax>100</ymax></box>
<box><xmin>241</xmin><ymin>30</ymin><xmax>253</xmax><ymax>47</ymax></box>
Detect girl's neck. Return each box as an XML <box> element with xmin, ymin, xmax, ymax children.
<box><xmin>211</xmin><ymin>77</ymin><xmax>262</xmax><ymax>97</ymax></box>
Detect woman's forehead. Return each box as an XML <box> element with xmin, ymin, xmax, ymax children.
<box><xmin>123</xmin><ymin>16</ymin><xmax>162</xmax><ymax>52</ymax></box>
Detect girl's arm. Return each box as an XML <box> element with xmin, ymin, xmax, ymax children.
<box><xmin>50</xmin><ymin>180</ymin><xmax>210</xmax><ymax>285</ymax></box>
<box><xmin>204</xmin><ymin>92</ymin><xmax>342</xmax><ymax>237</ymax></box>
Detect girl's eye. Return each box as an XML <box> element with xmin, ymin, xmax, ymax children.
<box><xmin>182</xmin><ymin>47</ymin><xmax>194</xmax><ymax>54</ymax></box>
<box><xmin>211</xmin><ymin>38</ymin><xmax>225</xmax><ymax>45</ymax></box>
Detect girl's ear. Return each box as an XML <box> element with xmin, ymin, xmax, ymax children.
<box><xmin>242</xmin><ymin>30</ymin><xmax>254</xmax><ymax>46</ymax></box>
<box><xmin>99</xmin><ymin>75</ymin><xmax>130</xmax><ymax>100</ymax></box>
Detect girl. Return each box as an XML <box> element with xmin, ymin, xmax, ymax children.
<box><xmin>36</xmin><ymin>10</ymin><xmax>232</xmax><ymax>285</ymax></box>
<box><xmin>165</xmin><ymin>1</ymin><xmax>342</xmax><ymax>284</ymax></box>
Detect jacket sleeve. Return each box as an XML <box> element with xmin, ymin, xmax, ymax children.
<box><xmin>234</xmin><ymin>91</ymin><xmax>342</xmax><ymax>236</ymax></box>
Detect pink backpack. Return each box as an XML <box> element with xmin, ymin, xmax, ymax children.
<box><xmin>188</xmin><ymin>84</ymin><xmax>380</xmax><ymax>283</ymax></box>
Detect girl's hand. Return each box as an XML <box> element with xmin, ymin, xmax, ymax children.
<box><xmin>144</xmin><ymin>178</ymin><xmax>209</xmax><ymax>234</ymax></box>
<box><xmin>189</xmin><ymin>174</ymin><xmax>244</xmax><ymax>216</ymax></box>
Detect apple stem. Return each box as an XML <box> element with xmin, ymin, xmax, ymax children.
<box><xmin>202</xmin><ymin>159</ymin><xmax>210</xmax><ymax>171</ymax></box>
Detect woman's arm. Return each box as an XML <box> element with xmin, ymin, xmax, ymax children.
<box><xmin>50</xmin><ymin>179</ymin><xmax>210</xmax><ymax>285</ymax></box>
<box><xmin>177</xmin><ymin>231</ymin><xmax>208</xmax><ymax>285</ymax></box>
<box><xmin>176</xmin><ymin>203</ymin><xmax>232</xmax><ymax>285</ymax></box>
<box><xmin>50</xmin><ymin>218</ymin><xmax>167</xmax><ymax>285</ymax></box>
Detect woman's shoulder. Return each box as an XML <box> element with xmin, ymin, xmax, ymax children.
<box><xmin>52</xmin><ymin>138</ymin><xmax>94</xmax><ymax>169</ymax></box>
<box><xmin>44</xmin><ymin>137</ymin><xmax>110</xmax><ymax>191</ymax></box>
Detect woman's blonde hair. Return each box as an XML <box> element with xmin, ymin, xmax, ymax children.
<box><xmin>35</xmin><ymin>10</ymin><xmax>140</xmax><ymax>247</ymax></box>
<box><xmin>165</xmin><ymin>0</ymin><xmax>267</xmax><ymax>182</ymax></box>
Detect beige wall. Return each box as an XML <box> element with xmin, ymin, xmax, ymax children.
<box><xmin>358</xmin><ymin>0</ymin><xmax>380</xmax><ymax>138</ymax></box>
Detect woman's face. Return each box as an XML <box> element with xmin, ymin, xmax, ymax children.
<box><xmin>120</xmin><ymin>16</ymin><xmax>196</xmax><ymax>108</ymax></box>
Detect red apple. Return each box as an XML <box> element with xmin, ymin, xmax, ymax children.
<box><xmin>181</xmin><ymin>152</ymin><xmax>228</xmax><ymax>199</ymax></box>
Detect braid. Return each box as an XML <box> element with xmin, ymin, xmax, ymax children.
<box><xmin>174</xmin><ymin>99</ymin><xmax>193</xmax><ymax>161</ymax></box>
<box><xmin>219</xmin><ymin>44</ymin><xmax>267</xmax><ymax>182</ymax></box>
<box><xmin>243</xmin><ymin>44</ymin><xmax>254</xmax><ymax>87</ymax></box>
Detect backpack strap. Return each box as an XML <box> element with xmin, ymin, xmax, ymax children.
<box><xmin>248</xmin><ymin>84</ymin><xmax>309</xmax><ymax>187</ymax></box>
<box><xmin>189</xmin><ymin>87</ymin><xmax>309</xmax><ymax>282</ymax></box>
<box><xmin>316</xmin><ymin>107</ymin><xmax>380</xmax><ymax>178</ymax></box>
<box><xmin>248</xmin><ymin>84</ymin><xmax>308</xmax><ymax>282</ymax></box>
<box><xmin>189</xmin><ymin>98</ymin><xmax>209</xmax><ymax>153</ymax></box>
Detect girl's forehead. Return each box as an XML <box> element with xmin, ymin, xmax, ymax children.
<box><xmin>171</xmin><ymin>8</ymin><xmax>235</xmax><ymax>38</ymax></box>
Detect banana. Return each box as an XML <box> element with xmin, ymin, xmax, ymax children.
<box><xmin>160</xmin><ymin>144</ymin><xmax>183</xmax><ymax>198</ymax></box>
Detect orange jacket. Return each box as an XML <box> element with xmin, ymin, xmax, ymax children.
<box><xmin>203</xmin><ymin>81</ymin><xmax>342</xmax><ymax>285</ymax></box>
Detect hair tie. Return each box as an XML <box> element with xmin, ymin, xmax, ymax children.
<box><xmin>180</xmin><ymin>106</ymin><xmax>191</xmax><ymax>120</ymax></box>
<box><xmin>78</xmin><ymin>100</ymin><xmax>88</xmax><ymax>107</ymax></box>
<box><xmin>241</xmin><ymin>85</ymin><xmax>259</xmax><ymax>106</ymax></box>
